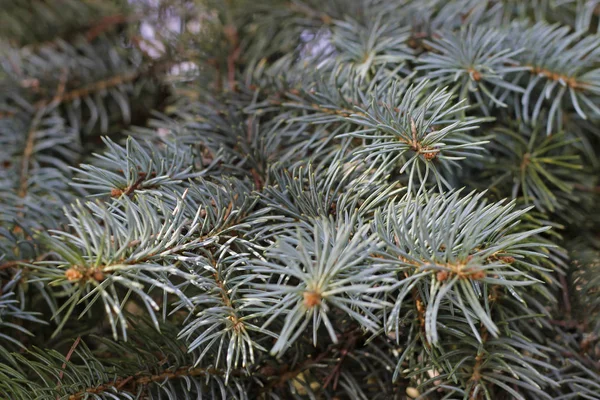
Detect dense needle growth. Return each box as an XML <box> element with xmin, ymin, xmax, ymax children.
<box><xmin>0</xmin><ymin>0</ymin><xmax>599</xmax><ymax>399</ymax></box>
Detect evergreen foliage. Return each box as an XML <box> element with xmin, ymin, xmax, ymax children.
<box><xmin>0</xmin><ymin>0</ymin><xmax>599</xmax><ymax>399</ymax></box>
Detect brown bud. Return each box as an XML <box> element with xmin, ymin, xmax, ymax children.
<box><xmin>420</xmin><ymin>147</ymin><xmax>440</xmax><ymax>161</ymax></box>
<box><xmin>303</xmin><ymin>291</ymin><xmax>321</xmax><ymax>308</ymax></box>
<box><xmin>329</xmin><ymin>202</ymin><xmax>337</xmax><ymax>216</ymax></box>
<box><xmin>111</xmin><ymin>188</ymin><xmax>123</xmax><ymax>197</ymax></box>
<box><xmin>470</xmin><ymin>270</ymin><xmax>486</xmax><ymax>280</ymax></box>
<box><xmin>65</xmin><ymin>268</ymin><xmax>83</xmax><ymax>282</ymax></box>
<box><xmin>423</xmin><ymin>151</ymin><xmax>438</xmax><ymax>161</ymax></box>
<box><xmin>436</xmin><ymin>270</ymin><xmax>449</xmax><ymax>282</ymax></box>
<box><xmin>469</xmin><ymin>68</ymin><xmax>481</xmax><ymax>81</ymax></box>
<box><xmin>92</xmin><ymin>269</ymin><xmax>105</xmax><ymax>281</ymax></box>
<box><xmin>499</xmin><ymin>256</ymin><xmax>515</xmax><ymax>264</ymax></box>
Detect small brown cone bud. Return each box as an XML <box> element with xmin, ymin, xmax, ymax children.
<box><xmin>93</xmin><ymin>269</ymin><xmax>105</xmax><ymax>281</ymax></box>
<box><xmin>436</xmin><ymin>270</ymin><xmax>449</xmax><ymax>282</ymax></box>
<box><xmin>111</xmin><ymin>188</ymin><xmax>123</xmax><ymax>197</ymax></box>
<box><xmin>423</xmin><ymin>150</ymin><xmax>438</xmax><ymax>161</ymax></box>
<box><xmin>469</xmin><ymin>68</ymin><xmax>482</xmax><ymax>81</ymax></box>
<box><xmin>65</xmin><ymin>268</ymin><xmax>83</xmax><ymax>282</ymax></box>
<box><xmin>303</xmin><ymin>291</ymin><xmax>321</xmax><ymax>308</ymax></box>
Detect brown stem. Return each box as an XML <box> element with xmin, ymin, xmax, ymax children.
<box><xmin>120</xmin><ymin>173</ymin><xmax>152</xmax><ymax>197</ymax></box>
<box><xmin>21</xmin><ymin>13</ymin><xmax>135</xmax><ymax>53</ymax></box>
<box><xmin>223</xmin><ymin>24</ymin><xmax>240</xmax><ymax>91</ymax></box>
<box><xmin>468</xmin><ymin>327</ymin><xmax>489</xmax><ymax>400</ymax></box>
<box><xmin>2</xmin><ymin>58</ymin><xmax>173</xmax><ymax>122</ymax></box>
<box><xmin>56</xmin><ymin>336</ymin><xmax>82</xmax><ymax>399</ymax></box>
<box><xmin>548</xmin><ymin>319</ymin><xmax>584</xmax><ymax>329</ymax></box>
<box><xmin>559</xmin><ymin>274</ymin><xmax>572</xmax><ymax>319</ymax></box>
<box><xmin>0</xmin><ymin>253</ymin><xmax>49</xmax><ymax>272</ymax></box>
<box><xmin>14</xmin><ymin>69</ymin><xmax>66</xmax><ymax>223</ymax></box>
<box><xmin>573</xmin><ymin>184</ymin><xmax>600</xmax><ymax>193</ymax></box>
<box><xmin>17</xmin><ymin>113</ymin><xmax>43</xmax><ymax>199</ymax></box>
<box><xmin>287</xmin><ymin>2</ymin><xmax>332</xmax><ymax>25</ymax></box>
<box><xmin>411</xmin><ymin>288</ymin><xmax>427</xmax><ymax>343</ymax></box>
<box><xmin>270</xmin><ymin>94</ymin><xmax>443</xmax><ymax>155</ymax></box>
<box><xmin>85</xmin><ymin>15</ymin><xmax>130</xmax><ymax>42</ymax></box>
<box><xmin>67</xmin><ymin>365</ymin><xmax>231</xmax><ymax>399</ymax></box>
<box><xmin>250</xmin><ymin>168</ymin><xmax>264</xmax><ymax>191</ymax></box>
<box><xmin>0</xmin><ymin>260</ymin><xmax>24</xmax><ymax>270</ymax></box>
<box><xmin>322</xmin><ymin>335</ymin><xmax>357</xmax><ymax>390</ymax></box>
<box><xmin>36</xmin><ymin>71</ymin><xmax>140</xmax><ymax>109</ymax></box>
<box><xmin>0</xmin><ymin>72</ymin><xmax>138</xmax><ymax>121</ymax></box>
<box><xmin>258</xmin><ymin>335</ymin><xmax>338</xmax><ymax>395</ymax></box>
<box><xmin>467</xmin><ymin>284</ymin><xmax>504</xmax><ymax>400</ymax></box>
